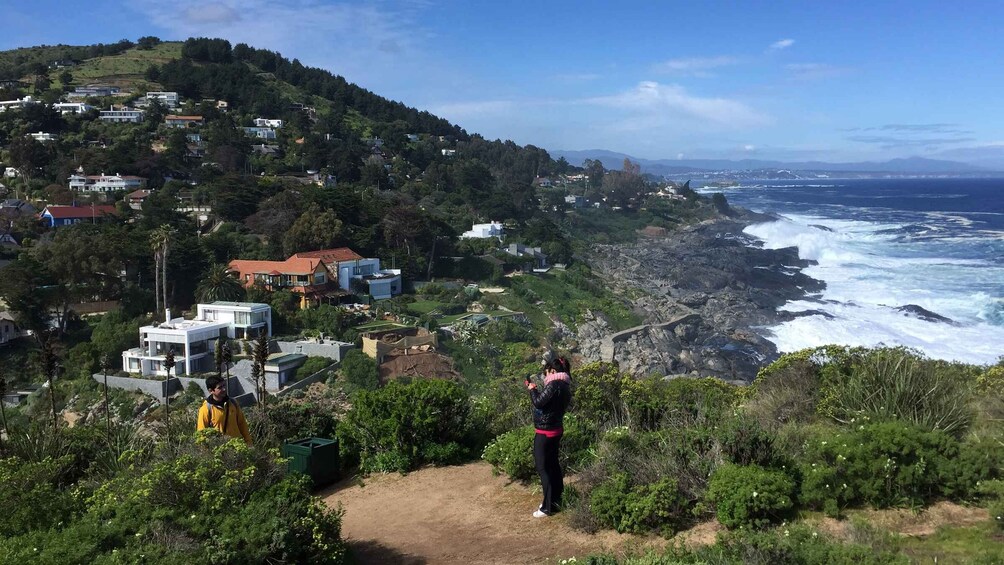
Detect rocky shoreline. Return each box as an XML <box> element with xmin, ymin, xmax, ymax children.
<box><xmin>575</xmin><ymin>210</ymin><xmax>825</xmax><ymax>383</ymax></box>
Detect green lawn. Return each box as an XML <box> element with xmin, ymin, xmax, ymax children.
<box><xmin>406</xmin><ymin>300</ymin><xmax>447</xmax><ymax>316</ymax></box>
<box><xmin>71</xmin><ymin>42</ymin><xmax>182</xmax><ymax>85</ymax></box>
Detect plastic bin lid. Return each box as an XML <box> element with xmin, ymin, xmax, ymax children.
<box><xmin>290</xmin><ymin>437</ymin><xmax>336</xmax><ymax>447</ymax></box>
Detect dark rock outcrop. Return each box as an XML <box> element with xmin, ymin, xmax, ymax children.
<box><xmin>895</xmin><ymin>304</ymin><xmax>958</xmax><ymax>325</ymax></box>
<box><xmin>577</xmin><ymin>212</ymin><xmax>824</xmax><ymax>383</ymax></box>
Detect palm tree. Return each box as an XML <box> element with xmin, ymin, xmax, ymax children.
<box><xmin>196</xmin><ymin>264</ymin><xmax>246</xmax><ymax>303</ymax></box>
<box><xmin>150</xmin><ymin>225</ymin><xmax>174</xmax><ymax>318</ymax></box>
<box><xmin>39</xmin><ymin>331</ymin><xmax>59</xmax><ymax>433</ymax></box>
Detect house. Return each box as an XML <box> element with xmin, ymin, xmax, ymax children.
<box><xmin>0</xmin><ymin>311</ymin><xmax>23</xmax><ymax>346</ymax></box>
<box><xmin>69</xmin><ymin>173</ymin><xmax>147</xmax><ymax>193</ymax></box>
<box><xmin>121</xmin><ymin>302</ymin><xmax>272</xmax><ymax>377</ymax></box>
<box><xmin>253</xmin><ymin>118</ymin><xmax>283</xmax><ymax>128</ymax></box>
<box><xmin>405</xmin><ymin>133</ymin><xmax>420</xmax><ymax>142</ymax></box>
<box><xmin>564</xmin><ymin>195</ymin><xmax>586</xmax><ymax>208</ymax></box>
<box><xmin>52</xmin><ymin>102</ymin><xmax>94</xmax><ymax>115</ymax></box>
<box><xmin>164</xmin><ymin>115</ymin><xmax>204</xmax><ymax>128</ymax></box>
<box><xmin>216</xmin><ymin>100</ymin><xmax>229</xmax><ymax>112</ymax></box>
<box><xmin>293</xmin><ymin>248</ymin><xmax>402</xmax><ymax>300</ymax></box>
<box><xmin>3</xmin><ymin>168</ymin><xmax>19</xmax><ymax>178</ymax></box>
<box><xmin>1</xmin><ymin>199</ymin><xmax>37</xmax><ymax>220</ymax></box>
<box><xmin>441</xmin><ymin>149</ymin><xmax>456</xmax><ymax>157</ymax></box>
<box><xmin>99</xmin><ymin>107</ymin><xmax>144</xmax><ymax>123</ymax></box>
<box><xmin>532</xmin><ymin>177</ymin><xmax>553</xmax><ymax>188</ymax></box>
<box><xmin>243</xmin><ymin>127</ymin><xmax>276</xmax><ymax>140</ymax></box>
<box><xmin>0</xmin><ymin>79</ymin><xmax>28</xmax><ymax>89</ymax></box>
<box><xmin>251</xmin><ymin>144</ymin><xmax>281</xmax><ymax>156</ymax></box>
<box><xmin>126</xmin><ymin>189</ymin><xmax>151</xmax><ymax>210</ymax></box>
<box><xmin>49</xmin><ymin>59</ymin><xmax>76</xmax><ymax>69</ymax></box>
<box><xmin>28</xmin><ymin>131</ymin><xmax>57</xmax><ymax>142</ymax></box>
<box><xmin>0</xmin><ymin>96</ymin><xmax>39</xmax><ymax>112</ymax></box>
<box><xmin>505</xmin><ymin>243</ymin><xmax>549</xmax><ymax>270</ymax></box>
<box><xmin>144</xmin><ymin>91</ymin><xmax>179</xmax><ymax>108</ymax></box>
<box><xmin>228</xmin><ymin>257</ymin><xmax>333</xmax><ymax>309</ymax></box>
<box><xmin>69</xmin><ymin>85</ymin><xmax>121</xmax><ymax>99</ymax></box>
<box><xmin>39</xmin><ymin>205</ymin><xmax>118</xmax><ymax>227</ymax></box>
<box><xmin>0</xmin><ymin>231</ymin><xmax>21</xmax><ymax>249</ymax></box>
<box><xmin>460</xmin><ymin>221</ymin><xmax>504</xmax><ymax>239</ymax></box>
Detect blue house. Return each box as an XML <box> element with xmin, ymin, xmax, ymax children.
<box><xmin>40</xmin><ymin>205</ymin><xmax>118</xmax><ymax>228</ymax></box>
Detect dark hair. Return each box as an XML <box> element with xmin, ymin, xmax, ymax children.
<box><xmin>205</xmin><ymin>375</ymin><xmax>224</xmax><ymax>392</ymax></box>
<box><xmin>545</xmin><ymin>356</ymin><xmax>570</xmax><ymax>374</ymax></box>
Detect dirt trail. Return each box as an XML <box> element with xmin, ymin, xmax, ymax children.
<box><xmin>321</xmin><ymin>462</ymin><xmax>673</xmax><ymax>564</ymax></box>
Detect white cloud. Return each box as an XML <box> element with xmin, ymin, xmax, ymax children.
<box><xmin>586</xmin><ymin>81</ymin><xmax>769</xmax><ymax>128</ymax></box>
<box><xmin>652</xmin><ymin>56</ymin><xmax>738</xmax><ymax>75</ymax></box>
<box><xmin>743</xmin><ymin>144</ymin><xmax>756</xmax><ymax>152</ymax></box>
<box><xmin>769</xmin><ymin>38</ymin><xmax>795</xmax><ymax>50</ymax></box>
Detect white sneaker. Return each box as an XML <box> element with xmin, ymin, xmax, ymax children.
<box><xmin>533</xmin><ymin>510</ymin><xmax>549</xmax><ymax>518</ymax></box>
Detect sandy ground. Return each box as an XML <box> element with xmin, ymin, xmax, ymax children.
<box><xmin>322</xmin><ymin>462</ymin><xmax>671</xmax><ymax>564</ymax></box>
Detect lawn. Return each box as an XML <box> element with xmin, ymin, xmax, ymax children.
<box><xmin>71</xmin><ymin>42</ymin><xmax>183</xmax><ymax>86</ymax></box>
<box><xmin>406</xmin><ymin>300</ymin><xmax>447</xmax><ymax>316</ymax></box>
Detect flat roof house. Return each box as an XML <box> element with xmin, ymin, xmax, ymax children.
<box><xmin>52</xmin><ymin>102</ymin><xmax>94</xmax><ymax>115</ymax></box>
<box><xmin>122</xmin><ymin>302</ymin><xmax>272</xmax><ymax>377</ymax></box>
<box><xmin>165</xmin><ymin>115</ymin><xmax>204</xmax><ymax>128</ymax></box>
<box><xmin>69</xmin><ymin>173</ymin><xmax>147</xmax><ymax>193</ymax></box>
<box><xmin>460</xmin><ymin>221</ymin><xmax>504</xmax><ymax>239</ymax></box>
<box><xmin>144</xmin><ymin>91</ymin><xmax>179</xmax><ymax>108</ymax></box>
<box><xmin>243</xmin><ymin>126</ymin><xmax>277</xmax><ymax>140</ymax></box>
<box><xmin>99</xmin><ymin>107</ymin><xmax>144</xmax><ymax>123</ymax></box>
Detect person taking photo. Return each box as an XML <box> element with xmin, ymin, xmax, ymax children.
<box><xmin>525</xmin><ymin>356</ymin><xmax>572</xmax><ymax>517</ymax></box>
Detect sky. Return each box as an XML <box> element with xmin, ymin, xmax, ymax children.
<box><xmin>3</xmin><ymin>0</ymin><xmax>1004</xmax><ymax>164</ymax></box>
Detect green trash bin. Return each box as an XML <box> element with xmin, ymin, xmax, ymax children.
<box><xmin>282</xmin><ymin>437</ymin><xmax>339</xmax><ymax>487</ymax></box>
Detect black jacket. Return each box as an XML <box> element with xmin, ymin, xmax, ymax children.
<box><xmin>530</xmin><ymin>378</ymin><xmax>572</xmax><ymax>431</ymax></box>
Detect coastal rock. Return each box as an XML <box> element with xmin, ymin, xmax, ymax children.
<box><xmin>579</xmin><ymin>212</ymin><xmax>824</xmax><ymax>382</ymax></box>
<box><xmin>895</xmin><ymin>304</ymin><xmax>958</xmax><ymax>325</ymax></box>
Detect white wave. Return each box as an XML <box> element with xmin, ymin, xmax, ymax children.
<box><xmin>745</xmin><ymin>213</ymin><xmax>1004</xmax><ymax>364</ymax></box>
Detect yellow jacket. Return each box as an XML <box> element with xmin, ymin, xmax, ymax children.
<box><xmin>197</xmin><ymin>398</ymin><xmax>252</xmax><ymax>444</ymax></box>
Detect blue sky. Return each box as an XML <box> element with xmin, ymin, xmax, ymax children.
<box><xmin>3</xmin><ymin>0</ymin><xmax>1004</xmax><ymax>163</ymax></box>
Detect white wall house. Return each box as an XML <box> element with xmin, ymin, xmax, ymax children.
<box><xmin>144</xmin><ymin>91</ymin><xmax>179</xmax><ymax>108</ymax></box>
<box><xmin>0</xmin><ymin>96</ymin><xmax>38</xmax><ymax>112</ymax></box>
<box><xmin>460</xmin><ymin>221</ymin><xmax>504</xmax><ymax>239</ymax></box>
<box><xmin>243</xmin><ymin>127</ymin><xmax>277</xmax><ymax>140</ymax></box>
<box><xmin>52</xmin><ymin>102</ymin><xmax>94</xmax><ymax>115</ymax></box>
<box><xmin>69</xmin><ymin>173</ymin><xmax>147</xmax><ymax>193</ymax></box>
<box><xmin>29</xmin><ymin>132</ymin><xmax>57</xmax><ymax>142</ymax></box>
<box><xmin>335</xmin><ymin>258</ymin><xmax>402</xmax><ymax>300</ymax></box>
<box><xmin>253</xmin><ymin>118</ymin><xmax>283</xmax><ymax>128</ymax></box>
<box><xmin>122</xmin><ymin>302</ymin><xmax>272</xmax><ymax>377</ymax></box>
<box><xmin>99</xmin><ymin>108</ymin><xmax>144</xmax><ymax>123</ymax></box>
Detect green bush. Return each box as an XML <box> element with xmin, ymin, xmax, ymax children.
<box><xmin>339</xmin><ymin>349</ymin><xmax>379</xmax><ymax>391</ymax></box>
<box><xmin>337</xmin><ymin>379</ymin><xmax>473</xmax><ymax>473</ymax></box>
<box><xmin>589</xmin><ymin>473</ymin><xmax>690</xmax><ymax>536</ymax></box>
<box><xmin>0</xmin><ymin>455</ymin><xmax>80</xmax><ymax>537</ymax></box>
<box><xmin>978</xmin><ymin>480</ymin><xmax>1004</xmax><ymax>532</ymax></box>
<box><xmin>797</xmin><ymin>422</ymin><xmax>1001</xmax><ymax>513</ymax></box>
<box><xmin>481</xmin><ymin>417</ymin><xmax>596</xmax><ymax>482</ymax></box>
<box><xmin>707</xmin><ymin>464</ymin><xmax>796</xmax><ymax>529</ymax></box>
<box><xmin>297</xmin><ymin>356</ymin><xmax>333</xmax><ymax>380</ymax></box>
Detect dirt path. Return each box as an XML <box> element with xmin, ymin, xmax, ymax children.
<box><xmin>321</xmin><ymin>462</ymin><xmax>675</xmax><ymax>564</ymax></box>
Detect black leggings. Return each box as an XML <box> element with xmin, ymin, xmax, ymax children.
<box><xmin>533</xmin><ymin>432</ymin><xmax>563</xmax><ymax>513</ymax></box>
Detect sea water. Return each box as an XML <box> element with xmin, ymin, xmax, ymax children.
<box><xmin>697</xmin><ymin>178</ymin><xmax>1004</xmax><ymax>365</ymax></box>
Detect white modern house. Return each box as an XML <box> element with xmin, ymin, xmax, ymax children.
<box><xmin>144</xmin><ymin>91</ymin><xmax>179</xmax><ymax>108</ymax></box>
<box><xmin>99</xmin><ymin>107</ymin><xmax>144</xmax><ymax>123</ymax></box>
<box><xmin>69</xmin><ymin>172</ymin><xmax>147</xmax><ymax>193</ymax></box>
<box><xmin>333</xmin><ymin>258</ymin><xmax>402</xmax><ymax>299</ymax></box>
<box><xmin>0</xmin><ymin>96</ymin><xmax>39</xmax><ymax>112</ymax></box>
<box><xmin>52</xmin><ymin>102</ymin><xmax>94</xmax><ymax>115</ymax></box>
<box><xmin>243</xmin><ymin>126</ymin><xmax>277</xmax><ymax>140</ymax></box>
<box><xmin>253</xmin><ymin>117</ymin><xmax>283</xmax><ymax>128</ymax></box>
<box><xmin>460</xmin><ymin>221</ymin><xmax>504</xmax><ymax>239</ymax></box>
<box><xmin>28</xmin><ymin>132</ymin><xmax>57</xmax><ymax>142</ymax></box>
<box><xmin>122</xmin><ymin>302</ymin><xmax>272</xmax><ymax>377</ymax></box>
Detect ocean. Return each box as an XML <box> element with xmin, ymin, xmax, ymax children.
<box><xmin>697</xmin><ymin>178</ymin><xmax>1004</xmax><ymax>365</ymax></box>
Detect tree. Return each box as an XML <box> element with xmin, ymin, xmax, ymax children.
<box><xmin>196</xmin><ymin>263</ymin><xmax>246</xmax><ymax>303</ymax></box>
<box><xmin>137</xmin><ymin>36</ymin><xmax>161</xmax><ymax>50</ymax></box>
<box><xmin>282</xmin><ymin>204</ymin><xmax>345</xmax><ymax>256</ymax></box>
<box><xmin>100</xmin><ymin>354</ymin><xmax>111</xmax><ymax>434</ymax></box>
<box><xmin>150</xmin><ymin>225</ymin><xmax>175</xmax><ymax>317</ymax></box>
<box><xmin>39</xmin><ymin>331</ymin><xmax>59</xmax><ymax>433</ymax></box>
<box><xmin>252</xmin><ymin>330</ymin><xmax>270</xmax><ymax>407</ymax></box>
<box><xmin>163</xmin><ymin>348</ymin><xmax>175</xmax><ymax>437</ymax></box>
<box><xmin>7</xmin><ymin>136</ymin><xmax>47</xmax><ymax>191</ymax></box>
<box><xmin>340</xmin><ymin>349</ymin><xmax>379</xmax><ymax>391</ymax></box>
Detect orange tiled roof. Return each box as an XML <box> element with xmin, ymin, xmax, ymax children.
<box><xmin>228</xmin><ymin>257</ymin><xmax>325</xmax><ymax>276</ymax></box>
<box><xmin>292</xmin><ymin>247</ymin><xmax>364</xmax><ymax>264</ymax></box>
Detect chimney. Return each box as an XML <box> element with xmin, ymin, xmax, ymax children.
<box><xmin>165</xmin><ymin>309</ymin><xmax>171</xmax><ymax>323</ymax></box>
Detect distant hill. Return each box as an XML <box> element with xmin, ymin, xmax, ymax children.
<box><xmin>552</xmin><ymin>149</ymin><xmax>991</xmax><ymax>175</ymax></box>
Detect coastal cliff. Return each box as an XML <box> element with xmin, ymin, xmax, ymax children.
<box><xmin>576</xmin><ymin>211</ymin><xmax>825</xmax><ymax>382</ymax></box>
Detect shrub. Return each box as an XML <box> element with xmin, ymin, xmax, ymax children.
<box><xmin>337</xmin><ymin>379</ymin><xmax>473</xmax><ymax>473</ymax></box>
<box><xmin>482</xmin><ymin>417</ymin><xmax>596</xmax><ymax>482</ymax></box>
<box><xmin>0</xmin><ymin>455</ymin><xmax>80</xmax><ymax>537</ymax></box>
<box><xmin>339</xmin><ymin>349</ymin><xmax>379</xmax><ymax>391</ymax></box>
<box><xmin>589</xmin><ymin>473</ymin><xmax>690</xmax><ymax>536</ymax></box>
<box><xmin>797</xmin><ymin>422</ymin><xmax>1001</xmax><ymax>513</ymax></box>
<box><xmin>296</xmin><ymin>356</ymin><xmax>333</xmax><ymax>380</ymax></box>
<box><xmin>978</xmin><ymin>480</ymin><xmax>1004</xmax><ymax>532</ymax></box>
<box><xmin>717</xmin><ymin>415</ymin><xmax>779</xmax><ymax>468</ymax></box>
<box><xmin>706</xmin><ymin>464</ymin><xmax>796</xmax><ymax>529</ymax></box>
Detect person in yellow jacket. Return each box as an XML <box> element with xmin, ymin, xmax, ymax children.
<box><xmin>197</xmin><ymin>375</ymin><xmax>252</xmax><ymax>444</ymax></box>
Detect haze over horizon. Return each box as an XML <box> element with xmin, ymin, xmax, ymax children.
<box><xmin>4</xmin><ymin>0</ymin><xmax>1004</xmax><ymax>166</ymax></box>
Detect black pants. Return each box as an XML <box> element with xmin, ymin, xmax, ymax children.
<box><xmin>533</xmin><ymin>432</ymin><xmax>563</xmax><ymax>513</ymax></box>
